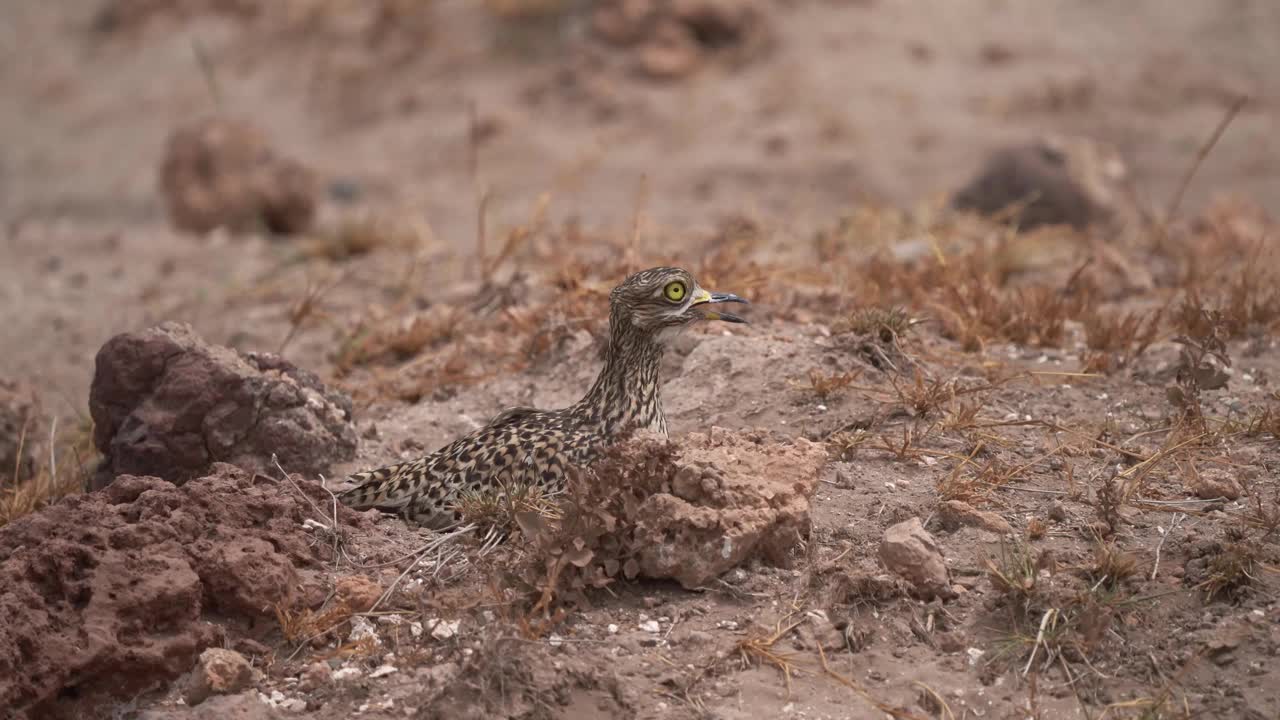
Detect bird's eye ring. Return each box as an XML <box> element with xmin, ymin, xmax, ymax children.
<box><xmin>663</xmin><ymin>281</ymin><xmax>686</xmax><ymax>303</ymax></box>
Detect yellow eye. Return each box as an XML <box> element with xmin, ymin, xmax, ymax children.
<box><xmin>663</xmin><ymin>281</ymin><xmax>686</xmax><ymax>302</ymax></box>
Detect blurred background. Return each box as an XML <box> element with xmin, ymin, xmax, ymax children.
<box><xmin>3</xmin><ymin>0</ymin><xmax>1277</xmax><ymax>233</ymax></box>
<box><xmin>1</xmin><ymin>0</ymin><xmax>1277</xmax><ymax>410</ymax></box>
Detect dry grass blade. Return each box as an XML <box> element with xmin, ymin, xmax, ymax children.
<box><xmin>1</xmin><ymin>413</ymin><xmax>97</xmax><ymax>528</ymax></box>
<box><xmin>817</xmin><ymin>643</ymin><xmax>928</xmax><ymax>720</ymax></box>
<box><xmin>1164</xmin><ymin>95</ymin><xmax>1248</xmax><ymax>226</ymax></box>
<box><xmin>735</xmin><ymin>614</ymin><xmax>806</xmax><ymax>698</ymax></box>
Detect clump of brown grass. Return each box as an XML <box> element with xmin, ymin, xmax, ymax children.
<box><xmin>1166</xmin><ymin>298</ymin><xmax>1232</xmax><ymax>433</ymax></box>
<box><xmin>891</xmin><ymin>374</ymin><xmax>956</xmax><ymax>418</ymax></box>
<box><xmin>455</xmin><ymin>479</ymin><xmax>562</xmax><ymax>535</ymax></box>
<box><xmin>506</xmin><ymin>435</ymin><xmax>680</xmax><ymax>618</ymax></box>
<box><xmin>1244</xmin><ymin>402</ymin><xmax>1280</xmax><ymax>440</ymax></box>
<box><xmin>1081</xmin><ymin>307</ymin><xmax>1163</xmax><ymax>374</ymax></box>
<box><xmin>274</xmin><ymin>599</ymin><xmax>363</xmax><ymax>646</ymax></box>
<box><xmin>833</xmin><ymin>306</ymin><xmax>920</xmax><ymax>341</ymax></box>
<box><xmin>797</xmin><ymin>369</ymin><xmax>861</xmax><ymax>401</ymax></box>
<box><xmin>826</xmin><ymin>429</ymin><xmax>872</xmax><ymax>461</ymax></box>
<box><xmin>1198</xmin><ymin>531</ymin><xmax>1263</xmax><ymax>603</ymax></box>
<box><xmin>1</xmin><ymin>414</ymin><xmax>97</xmax><ymax>528</ymax></box>
<box><xmin>932</xmin><ymin>273</ymin><xmax>1087</xmax><ymax>352</ymax></box>
<box><xmin>985</xmin><ymin>538</ymin><xmax>1042</xmax><ymax>617</ymax></box>
<box><xmin>1087</xmin><ymin>539</ymin><xmax>1139</xmax><ymax>591</ymax></box>
<box><xmin>336</xmin><ymin>305</ymin><xmax>466</xmax><ymax>371</ymax></box>
<box><xmin>736</xmin><ymin>615</ymin><xmax>805</xmax><ymax>697</ymax></box>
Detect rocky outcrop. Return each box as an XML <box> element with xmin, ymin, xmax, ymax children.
<box><xmin>89</xmin><ymin>322</ymin><xmax>356</xmax><ymax>489</ymax></box>
<box><xmin>0</xmin><ymin>464</ymin><xmax>352</xmax><ymax>719</ymax></box>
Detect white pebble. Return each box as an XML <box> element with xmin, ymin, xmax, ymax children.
<box><xmin>429</xmin><ymin>618</ymin><xmax>460</xmax><ymax>640</ymax></box>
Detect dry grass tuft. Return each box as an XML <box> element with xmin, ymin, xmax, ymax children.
<box><xmin>985</xmin><ymin>538</ymin><xmax>1042</xmax><ymax>614</ymax></box>
<box><xmin>833</xmin><ymin>306</ymin><xmax>920</xmax><ymax>341</ymax></box>
<box><xmin>1081</xmin><ymin>307</ymin><xmax>1163</xmax><ymax>374</ymax></box>
<box><xmin>1</xmin><ymin>414</ymin><xmax>98</xmax><ymax>528</ymax></box>
<box><xmin>1088</xmin><ymin>539</ymin><xmax>1140</xmax><ymax>591</ymax></box>
<box><xmin>506</xmin><ymin>436</ymin><xmax>681</xmax><ymax>618</ymax></box>
<box><xmin>797</xmin><ymin>369</ymin><xmax>861</xmax><ymax>401</ymax></box>
<box><xmin>337</xmin><ymin>304</ymin><xmax>466</xmax><ymax>371</ymax></box>
<box><xmin>736</xmin><ymin>615</ymin><xmax>806</xmax><ymax>697</ymax></box>
<box><xmin>274</xmin><ymin>597</ymin><xmax>364</xmax><ymax>648</ymax></box>
<box><xmin>1198</xmin><ymin>531</ymin><xmax>1263</xmax><ymax>603</ymax></box>
<box><xmin>455</xmin><ymin>479</ymin><xmax>562</xmax><ymax>535</ymax></box>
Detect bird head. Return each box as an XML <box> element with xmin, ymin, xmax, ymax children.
<box><xmin>609</xmin><ymin>267</ymin><xmax>749</xmax><ymax>341</ymax></box>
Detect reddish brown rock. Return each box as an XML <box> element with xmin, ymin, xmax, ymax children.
<box><xmin>89</xmin><ymin>321</ymin><xmax>356</xmax><ymax>489</ymax></box>
<box><xmin>1186</xmin><ymin>468</ymin><xmax>1243</xmax><ymax>500</ymax></box>
<box><xmin>183</xmin><ymin>648</ymin><xmax>257</xmax><ymax>705</ymax></box>
<box><xmin>0</xmin><ymin>463</ymin><xmax>353</xmax><ymax>718</ymax></box>
<box><xmin>937</xmin><ymin>499</ymin><xmax>1014</xmax><ymax>535</ymax></box>
<box><xmin>629</xmin><ymin>428</ymin><xmax>828</xmax><ymax>589</ymax></box>
<box><xmin>951</xmin><ymin>136</ymin><xmax>1128</xmax><ymax>230</ymax></box>
<box><xmin>879</xmin><ymin>517</ymin><xmax>953</xmax><ymax>600</ymax></box>
<box><xmin>159</xmin><ymin>116</ymin><xmax>318</xmax><ymax>235</ymax></box>
<box><xmin>335</xmin><ymin>574</ymin><xmax>384</xmax><ymax>613</ymax></box>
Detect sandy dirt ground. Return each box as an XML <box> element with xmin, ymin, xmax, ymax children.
<box><xmin>1</xmin><ymin>2</ymin><xmax>1279</xmax><ymax>719</ymax></box>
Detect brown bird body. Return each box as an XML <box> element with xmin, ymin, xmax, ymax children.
<box><xmin>338</xmin><ymin>267</ymin><xmax>748</xmax><ymax>529</ymax></box>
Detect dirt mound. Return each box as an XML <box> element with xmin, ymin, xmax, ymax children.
<box><xmin>159</xmin><ymin>117</ymin><xmax>318</xmax><ymax>235</ymax></box>
<box><xmin>0</xmin><ymin>463</ymin><xmax>354</xmax><ymax>719</ymax></box>
<box><xmin>89</xmin><ymin>322</ymin><xmax>357</xmax><ymax>489</ymax></box>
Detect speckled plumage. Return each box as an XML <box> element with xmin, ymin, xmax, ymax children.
<box><xmin>338</xmin><ymin>267</ymin><xmax>748</xmax><ymax>529</ymax></box>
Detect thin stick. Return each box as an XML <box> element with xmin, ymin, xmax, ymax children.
<box><xmin>191</xmin><ymin>38</ymin><xmax>223</xmax><ymax>109</ymax></box>
<box><xmin>1023</xmin><ymin>607</ymin><xmax>1057</xmax><ymax>676</ymax></box>
<box><xmin>476</xmin><ymin>187</ymin><xmax>492</xmax><ymax>283</ymax></box>
<box><xmin>13</xmin><ymin>415</ymin><xmax>29</xmax><ymax>484</ymax></box>
<box><xmin>48</xmin><ymin>416</ymin><xmax>58</xmax><ymax>490</ymax></box>
<box><xmin>1164</xmin><ymin>95</ymin><xmax>1248</xmax><ymax>225</ymax></box>
<box><xmin>1150</xmin><ymin>512</ymin><xmax>1186</xmax><ymax>581</ymax></box>
<box><xmin>912</xmin><ymin>681</ymin><xmax>956</xmax><ymax>720</ymax></box>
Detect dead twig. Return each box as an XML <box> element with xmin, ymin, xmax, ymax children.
<box><xmin>1151</xmin><ymin>512</ymin><xmax>1186</xmax><ymax>581</ymax></box>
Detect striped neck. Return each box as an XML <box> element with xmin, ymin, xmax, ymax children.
<box><xmin>573</xmin><ymin>312</ymin><xmax>666</xmax><ymax>438</ymax></box>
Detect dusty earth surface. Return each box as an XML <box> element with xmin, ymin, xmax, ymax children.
<box><xmin>2</xmin><ymin>2</ymin><xmax>1280</xmax><ymax>719</ymax></box>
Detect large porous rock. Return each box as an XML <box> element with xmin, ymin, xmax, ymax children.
<box><xmin>951</xmin><ymin>135</ymin><xmax>1128</xmax><ymax>230</ymax></box>
<box><xmin>0</xmin><ymin>377</ymin><xmax>42</xmax><ymax>484</ymax></box>
<box><xmin>936</xmin><ymin>499</ymin><xmax>1013</xmax><ymax>535</ymax></box>
<box><xmin>879</xmin><ymin>517</ymin><xmax>953</xmax><ymax>600</ymax></box>
<box><xmin>633</xmin><ymin>429</ymin><xmax>826</xmax><ymax>587</ymax></box>
<box><xmin>0</xmin><ymin>463</ymin><xmax>352</xmax><ymax>719</ymax></box>
<box><xmin>569</xmin><ymin>428</ymin><xmax>827</xmax><ymax>590</ymax></box>
<box><xmin>89</xmin><ymin>321</ymin><xmax>356</xmax><ymax>489</ymax></box>
<box><xmin>159</xmin><ymin>116</ymin><xmax>318</xmax><ymax>235</ymax></box>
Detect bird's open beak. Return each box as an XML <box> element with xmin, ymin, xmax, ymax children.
<box><xmin>691</xmin><ymin>289</ymin><xmax>750</xmax><ymax>324</ymax></box>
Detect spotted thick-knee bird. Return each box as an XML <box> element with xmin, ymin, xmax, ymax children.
<box><xmin>339</xmin><ymin>266</ymin><xmax>749</xmax><ymax>529</ymax></box>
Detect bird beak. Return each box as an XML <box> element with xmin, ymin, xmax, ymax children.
<box><xmin>691</xmin><ymin>289</ymin><xmax>750</xmax><ymax>324</ymax></box>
